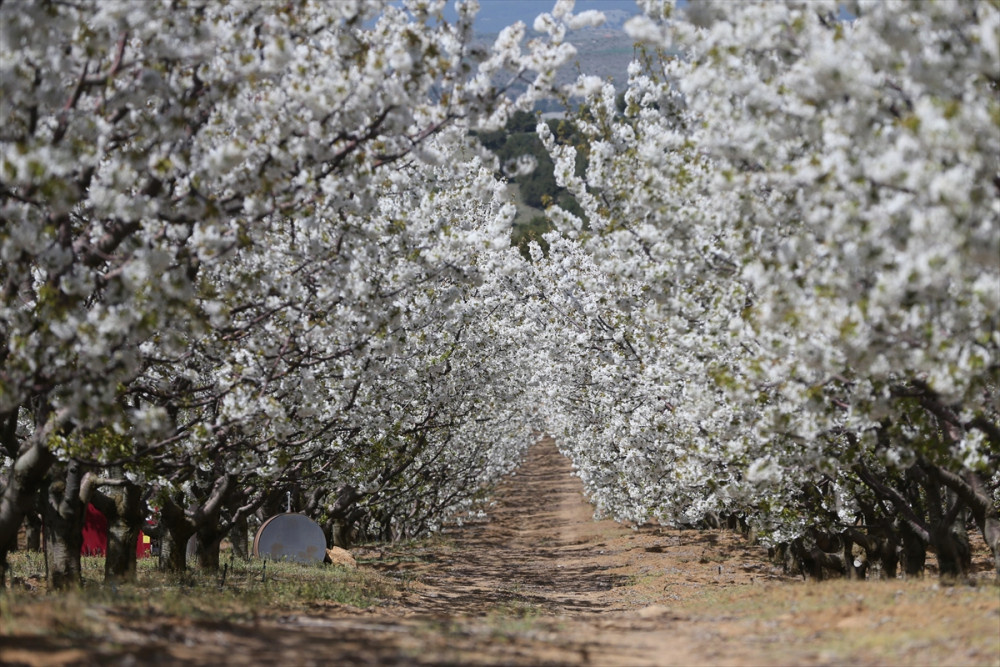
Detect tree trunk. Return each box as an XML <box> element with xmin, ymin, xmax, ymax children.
<box><xmin>23</xmin><ymin>505</ymin><xmax>43</xmax><ymax>551</ymax></box>
<box><xmin>106</xmin><ymin>520</ymin><xmax>142</xmax><ymax>581</ymax></box>
<box><xmin>229</xmin><ymin>517</ymin><xmax>249</xmax><ymax>560</ymax></box>
<box><xmin>41</xmin><ymin>463</ymin><xmax>88</xmax><ymax>590</ymax></box>
<box><xmin>42</xmin><ymin>513</ymin><xmax>83</xmax><ymax>590</ymax></box>
<box><xmin>92</xmin><ymin>478</ymin><xmax>146</xmax><ymax>583</ymax></box>
<box><xmin>331</xmin><ymin>519</ymin><xmax>354</xmax><ymax>549</ymax></box>
<box><xmin>158</xmin><ymin>499</ymin><xmax>195</xmax><ymax>573</ymax></box>
<box><xmin>156</xmin><ymin>473</ymin><xmax>244</xmax><ymax>572</ymax></box>
<box><xmin>923</xmin><ymin>473</ymin><xmax>971</xmax><ymax>580</ymax></box>
<box><xmin>989</xmin><ymin>524</ymin><xmax>1000</xmax><ymax>578</ymax></box>
<box><xmin>875</xmin><ymin>528</ymin><xmax>900</xmax><ymax>580</ymax></box>
<box><xmin>790</xmin><ymin>538</ymin><xmax>818</xmax><ymax>579</ymax></box>
<box><xmin>930</xmin><ymin>520</ymin><xmax>971</xmax><ymax>580</ymax></box>
<box><xmin>854</xmin><ymin>459</ymin><xmax>933</xmax><ymax>577</ymax></box>
<box><xmin>159</xmin><ymin>522</ymin><xmax>194</xmax><ymax>573</ymax></box>
<box><xmin>0</xmin><ymin>436</ymin><xmax>56</xmax><ymax>589</ymax></box>
<box><xmin>899</xmin><ymin>520</ymin><xmax>926</xmax><ymax>576</ymax></box>
<box><xmin>928</xmin><ymin>466</ymin><xmax>1000</xmax><ymax>579</ymax></box>
<box><xmin>970</xmin><ymin>495</ymin><xmax>1000</xmax><ymax>579</ymax></box>
<box><xmin>841</xmin><ymin>533</ymin><xmax>867</xmax><ymax>580</ymax></box>
<box><xmin>901</xmin><ymin>468</ymin><xmax>929</xmax><ymax>576</ymax></box>
<box><xmin>194</xmin><ymin>524</ymin><xmax>225</xmax><ymax>571</ymax></box>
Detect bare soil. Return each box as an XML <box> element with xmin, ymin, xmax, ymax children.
<box><xmin>4</xmin><ymin>438</ymin><xmax>999</xmax><ymax>666</ymax></box>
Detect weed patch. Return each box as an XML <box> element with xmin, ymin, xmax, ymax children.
<box><xmin>1</xmin><ymin>550</ymin><xmax>395</xmax><ymax>643</ymax></box>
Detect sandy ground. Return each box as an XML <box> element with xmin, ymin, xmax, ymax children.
<box><xmin>4</xmin><ymin>438</ymin><xmax>999</xmax><ymax>666</ymax></box>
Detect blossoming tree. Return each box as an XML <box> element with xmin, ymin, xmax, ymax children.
<box><xmin>0</xmin><ymin>0</ymin><xmax>578</xmax><ymax>586</ymax></box>
<box><xmin>535</xmin><ymin>0</ymin><xmax>999</xmax><ymax>577</ymax></box>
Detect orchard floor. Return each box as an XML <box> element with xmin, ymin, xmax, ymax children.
<box><xmin>4</xmin><ymin>438</ymin><xmax>999</xmax><ymax>666</ymax></box>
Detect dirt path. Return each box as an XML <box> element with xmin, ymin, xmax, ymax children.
<box><xmin>231</xmin><ymin>439</ymin><xmax>1000</xmax><ymax>666</ymax></box>
<box><xmin>395</xmin><ymin>438</ymin><xmax>632</xmax><ymax>617</ymax></box>
<box><xmin>5</xmin><ymin>438</ymin><xmax>999</xmax><ymax>666</ymax></box>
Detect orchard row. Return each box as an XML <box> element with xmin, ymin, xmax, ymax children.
<box><xmin>1</xmin><ymin>0</ymin><xmax>997</xmax><ymax>589</ymax></box>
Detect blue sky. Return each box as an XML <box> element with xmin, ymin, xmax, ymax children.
<box><xmin>430</xmin><ymin>1</ymin><xmax>845</xmax><ymax>34</ymax></box>
<box><xmin>443</xmin><ymin>0</ymin><xmax>646</xmax><ymax>32</ymax></box>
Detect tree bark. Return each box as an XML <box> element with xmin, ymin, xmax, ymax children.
<box><xmin>849</xmin><ymin>524</ymin><xmax>899</xmax><ymax>580</ymax></box>
<box><xmin>898</xmin><ymin>520</ymin><xmax>926</xmax><ymax>576</ymax></box>
<box><xmin>41</xmin><ymin>461</ymin><xmax>88</xmax><ymax>590</ymax></box>
<box><xmin>158</xmin><ymin>496</ymin><xmax>195</xmax><ymax>573</ymax></box>
<box><xmin>930</xmin><ymin>519</ymin><xmax>971</xmax><ymax>580</ymax></box>
<box><xmin>24</xmin><ymin>511</ymin><xmax>42</xmax><ymax>552</ymax></box>
<box><xmin>923</xmin><ymin>472</ymin><xmax>971</xmax><ymax>579</ymax></box>
<box><xmin>330</xmin><ymin>519</ymin><xmax>355</xmax><ymax>549</ymax></box>
<box><xmin>0</xmin><ymin>437</ymin><xmax>56</xmax><ymax>588</ymax></box>
<box><xmin>90</xmin><ymin>477</ymin><xmax>146</xmax><ymax>583</ymax></box>
<box><xmin>159</xmin><ymin>521</ymin><xmax>195</xmax><ymax>573</ymax></box>
<box><xmin>927</xmin><ymin>466</ymin><xmax>1000</xmax><ymax>578</ymax></box>
<box><xmin>194</xmin><ymin>523</ymin><xmax>225</xmax><ymax>570</ymax></box>
<box><xmin>229</xmin><ymin>517</ymin><xmax>249</xmax><ymax>560</ymax></box>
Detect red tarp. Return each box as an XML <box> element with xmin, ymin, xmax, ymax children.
<box><xmin>81</xmin><ymin>503</ymin><xmax>152</xmax><ymax>558</ymax></box>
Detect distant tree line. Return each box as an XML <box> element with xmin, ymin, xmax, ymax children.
<box><xmin>473</xmin><ymin>110</ymin><xmax>588</xmax><ymax>256</ymax></box>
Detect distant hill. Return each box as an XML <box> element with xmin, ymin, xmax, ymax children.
<box><xmin>555</xmin><ymin>24</ymin><xmax>639</xmax><ymax>88</ymax></box>
<box><xmin>473</xmin><ymin>22</ymin><xmax>639</xmax><ymax>109</ymax></box>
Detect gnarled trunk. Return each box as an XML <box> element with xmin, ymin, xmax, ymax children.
<box><xmin>159</xmin><ymin>522</ymin><xmax>195</xmax><ymax>573</ymax></box>
<box><xmin>194</xmin><ymin>523</ymin><xmax>226</xmax><ymax>571</ymax></box>
<box><xmin>229</xmin><ymin>517</ymin><xmax>249</xmax><ymax>560</ymax></box>
<box><xmin>91</xmin><ymin>478</ymin><xmax>146</xmax><ymax>583</ymax></box>
<box><xmin>848</xmin><ymin>524</ymin><xmax>899</xmax><ymax>580</ymax></box>
<box><xmin>157</xmin><ymin>473</ymin><xmax>241</xmax><ymax>572</ymax></box>
<box><xmin>23</xmin><ymin>505</ymin><xmax>43</xmax><ymax>552</ymax></box>
<box><xmin>0</xmin><ymin>425</ymin><xmax>56</xmax><ymax>588</ymax></box>
<box><xmin>41</xmin><ymin>461</ymin><xmax>88</xmax><ymax>590</ymax></box>
<box><xmin>898</xmin><ymin>520</ymin><xmax>926</xmax><ymax>577</ymax></box>
<box><xmin>930</xmin><ymin>520</ymin><xmax>971</xmax><ymax>579</ymax></box>
<box><xmin>106</xmin><ymin>520</ymin><xmax>142</xmax><ymax>581</ymax></box>
<box><xmin>923</xmin><ymin>473</ymin><xmax>971</xmax><ymax>580</ymax></box>
<box><xmin>928</xmin><ymin>466</ymin><xmax>1000</xmax><ymax>579</ymax></box>
<box><xmin>158</xmin><ymin>498</ymin><xmax>195</xmax><ymax>573</ymax></box>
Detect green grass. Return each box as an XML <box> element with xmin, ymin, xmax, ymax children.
<box><xmin>1</xmin><ymin>549</ymin><xmax>395</xmax><ymax>641</ymax></box>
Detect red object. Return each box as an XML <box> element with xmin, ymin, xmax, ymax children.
<box><xmin>81</xmin><ymin>503</ymin><xmax>109</xmax><ymax>556</ymax></box>
<box><xmin>81</xmin><ymin>503</ymin><xmax>152</xmax><ymax>558</ymax></box>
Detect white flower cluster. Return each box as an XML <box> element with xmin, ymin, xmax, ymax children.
<box><xmin>1</xmin><ymin>0</ymin><xmax>996</xmax><ymax>577</ymax></box>
<box><xmin>530</xmin><ymin>0</ymin><xmax>999</xmax><ymax>570</ymax></box>
<box><xmin>0</xmin><ymin>0</ymin><xmax>573</xmax><ymax>567</ymax></box>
